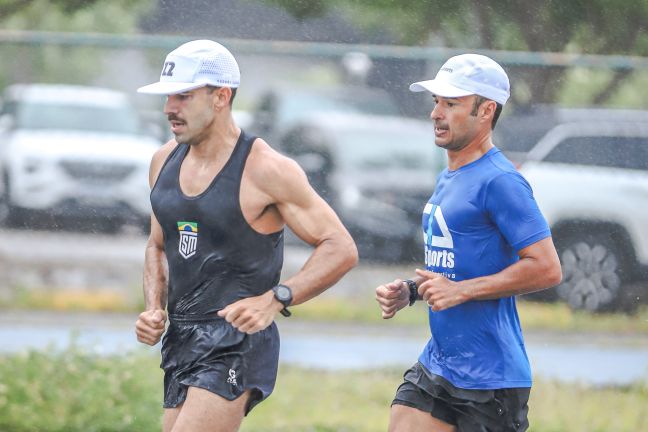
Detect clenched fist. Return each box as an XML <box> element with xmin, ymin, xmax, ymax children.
<box><xmin>135</xmin><ymin>309</ymin><xmax>167</xmax><ymax>345</ymax></box>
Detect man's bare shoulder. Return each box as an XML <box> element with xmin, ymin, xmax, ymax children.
<box><xmin>248</xmin><ymin>138</ymin><xmax>303</xmax><ymax>178</ymax></box>
<box><xmin>149</xmin><ymin>139</ymin><xmax>180</xmax><ymax>186</ymax></box>
<box><xmin>246</xmin><ymin>138</ymin><xmax>308</xmax><ymax>196</ymax></box>
<box><xmin>152</xmin><ymin>139</ymin><xmax>180</xmax><ymax>164</ymax></box>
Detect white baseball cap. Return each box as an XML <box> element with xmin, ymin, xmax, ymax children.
<box><xmin>409</xmin><ymin>54</ymin><xmax>510</xmax><ymax>105</ymax></box>
<box><xmin>137</xmin><ymin>39</ymin><xmax>240</xmax><ymax>95</ymax></box>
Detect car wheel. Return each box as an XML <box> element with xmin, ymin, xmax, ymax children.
<box><xmin>0</xmin><ymin>174</ymin><xmax>15</xmax><ymax>226</ymax></box>
<box><xmin>0</xmin><ymin>192</ymin><xmax>9</xmax><ymax>226</ymax></box>
<box><xmin>556</xmin><ymin>233</ymin><xmax>627</xmax><ymax>312</ymax></box>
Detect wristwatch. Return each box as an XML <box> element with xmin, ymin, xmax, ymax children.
<box><xmin>404</xmin><ymin>279</ymin><xmax>419</xmax><ymax>306</ymax></box>
<box><xmin>272</xmin><ymin>284</ymin><xmax>293</xmax><ymax>317</ymax></box>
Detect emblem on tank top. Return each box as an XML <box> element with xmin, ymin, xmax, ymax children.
<box><xmin>177</xmin><ymin>221</ymin><xmax>198</xmax><ymax>259</ymax></box>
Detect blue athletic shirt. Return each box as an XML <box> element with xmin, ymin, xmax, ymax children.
<box><xmin>418</xmin><ymin>147</ymin><xmax>551</xmax><ymax>390</ymax></box>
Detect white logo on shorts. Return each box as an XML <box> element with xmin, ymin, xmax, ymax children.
<box><xmin>227</xmin><ymin>368</ymin><xmax>237</xmax><ymax>385</ymax></box>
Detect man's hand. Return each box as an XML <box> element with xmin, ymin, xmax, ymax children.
<box><xmin>375</xmin><ymin>279</ymin><xmax>410</xmax><ymax>319</ymax></box>
<box><xmin>217</xmin><ymin>291</ymin><xmax>283</xmax><ymax>334</ymax></box>
<box><xmin>135</xmin><ymin>309</ymin><xmax>167</xmax><ymax>345</ymax></box>
<box><xmin>415</xmin><ymin>269</ymin><xmax>469</xmax><ymax>311</ymax></box>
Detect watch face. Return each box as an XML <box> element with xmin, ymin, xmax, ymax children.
<box><xmin>276</xmin><ymin>285</ymin><xmax>291</xmax><ymax>301</ymax></box>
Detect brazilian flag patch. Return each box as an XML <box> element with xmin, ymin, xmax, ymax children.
<box><xmin>177</xmin><ymin>221</ymin><xmax>198</xmax><ymax>258</ymax></box>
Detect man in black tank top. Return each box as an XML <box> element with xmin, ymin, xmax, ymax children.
<box><xmin>135</xmin><ymin>40</ymin><xmax>358</xmax><ymax>431</ymax></box>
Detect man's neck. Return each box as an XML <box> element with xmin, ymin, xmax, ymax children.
<box><xmin>188</xmin><ymin>114</ymin><xmax>240</xmax><ymax>162</ymax></box>
<box><xmin>446</xmin><ymin>132</ymin><xmax>494</xmax><ymax>171</ymax></box>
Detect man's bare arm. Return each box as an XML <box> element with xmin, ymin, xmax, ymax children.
<box><xmin>271</xmin><ymin>157</ymin><xmax>358</xmax><ymax>305</ymax></box>
<box><xmin>417</xmin><ymin>237</ymin><xmax>562</xmax><ymax>311</ymax></box>
<box><xmin>143</xmin><ymin>214</ymin><xmax>168</xmax><ymax>310</ymax></box>
<box><xmin>136</xmin><ymin>214</ymin><xmax>169</xmax><ymax>345</ymax></box>
<box><xmin>135</xmin><ymin>142</ymin><xmax>175</xmax><ymax>345</ymax></box>
<box><xmin>218</xmin><ymin>142</ymin><xmax>357</xmax><ymax>334</ymax></box>
<box><xmin>142</xmin><ymin>141</ymin><xmax>176</xmax><ymax>310</ymax></box>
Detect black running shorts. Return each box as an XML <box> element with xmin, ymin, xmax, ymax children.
<box><xmin>161</xmin><ymin>314</ymin><xmax>280</xmax><ymax>414</ymax></box>
<box><xmin>392</xmin><ymin>362</ymin><xmax>530</xmax><ymax>432</ymax></box>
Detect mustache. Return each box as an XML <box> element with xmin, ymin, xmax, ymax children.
<box><xmin>167</xmin><ymin>114</ymin><xmax>184</xmax><ymax>122</ymax></box>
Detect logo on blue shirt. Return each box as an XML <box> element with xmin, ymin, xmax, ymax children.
<box><xmin>423</xmin><ymin>203</ymin><xmax>456</xmax><ymax>277</ymax></box>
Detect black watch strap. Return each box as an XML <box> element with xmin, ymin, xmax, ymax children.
<box><xmin>279</xmin><ymin>307</ymin><xmax>291</xmax><ymax>317</ymax></box>
<box><xmin>272</xmin><ymin>284</ymin><xmax>293</xmax><ymax>317</ymax></box>
<box><xmin>404</xmin><ymin>279</ymin><xmax>419</xmax><ymax>306</ymax></box>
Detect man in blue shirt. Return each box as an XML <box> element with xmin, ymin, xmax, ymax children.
<box><xmin>375</xmin><ymin>54</ymin><xmax>562</xmax><ymax>432</ymax></box>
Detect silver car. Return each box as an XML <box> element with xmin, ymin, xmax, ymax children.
<box><xmin>0</xmin><ymin>84</ymin><xmax>162</xmax><ymax>232</ymax></box>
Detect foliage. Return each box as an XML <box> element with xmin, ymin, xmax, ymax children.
<box><xmin>0</xmin><ymin>0</ymin><xmax>154</xmax><ymax>89</ymax></box>
<box><xmin>0</xmin><ymin>0</ymin><xmax>101</xmax><ymax>21</ymax></box>
<box><xmin>261</xmin><ymin>0</ymin><xmax>328</xmax><ymax>20</ymax></box>
<box><xmin>0</xmin><ymin>346</ymin><xmax>162</xmax><ymax>432</ymax></box>
<box><xmin>0</xmin><ymin>347</ymin><xmax>646</xmax><ymax>431</ymax></box>
<box><xmin>292</xmin><ymin>297</ymin><xmax>648</xmax><ymax>335</ymax></box>
<box><xmin>1</xmin><ymin>0</ymin><xmax>153</xmax><ymax>33</ymax></box>
<box><xmin>266</xmin><ymin>0</ymin><xmax>648</xmax><ymax>105</ymax></box>
<box><xmin>3</xmin><ymin>288</ymin><xmax>648</xmax><ymax>334</ymax></box>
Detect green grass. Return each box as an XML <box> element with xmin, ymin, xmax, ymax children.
<box><xmin>0</xmin><ymin>346</ymin><xmax>162</xmax><ymax>432</ymax></box>
<box><xmin>518</xmin><ymin>300</ymin><xmax>648</xmax><ymax>335</ymax></box>
<box><xmin>3</xmin><ymin>287</ymin><xmax>648</xmax><ymax>335</ymax></box>
<box><xmin>292</xmin><ymin>296</ymin><xmax>648</xmax><ymax>335</ymax></box>
<box><xmin>0</xmin><ymin>347</ymin><xmax>646</xmax><ymax>432</ymax></box>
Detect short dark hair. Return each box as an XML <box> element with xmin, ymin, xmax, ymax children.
<box><xmin>470</xmin><ymin>96</ymin><xmax>502</xmax><ymax>130</ymax></box>
<box><xmin>206</xmin><ymin>85</ymin><xmax>237</xmax><ymax>107</ymax></box>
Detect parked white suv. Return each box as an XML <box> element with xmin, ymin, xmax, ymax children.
<box><xmin>519</xmin><ymin>120</ymin><xmax>648</xmax><ymax>312</ymax></box>
<box><xmin>0</xmin><ymin>84</ymin><xmax>161</xmax><ymax>231</ymax></box>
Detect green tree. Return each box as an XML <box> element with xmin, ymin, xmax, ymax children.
<box><xmin>0</xmin><ymin>0</ymin><xmax>153</xmax><ymax>88</ymax></box>
<box><xmin>266</xmin><ymin>0</ymin><xmax>648</xmax><ymax>105</ymax></box>
<box><xmin>0</xmin><ymin>0</ymin><xmax>107</xmax><ymax>21</ymax></box>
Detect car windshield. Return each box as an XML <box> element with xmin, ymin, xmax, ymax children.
<box><xmin>331</xmin><ymin>126</ymin><xmax>442</xmax><ymax>171</ymax></box>
<box><xmin>16</xmin><ymin>101</ymin><xmax>141</xmax><ymax>134</ymax></box>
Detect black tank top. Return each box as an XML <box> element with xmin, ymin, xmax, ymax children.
<box><xmin>150</xmin><ymin>130</ymin><xmax>284</xmax><ymax>315</ymax></box>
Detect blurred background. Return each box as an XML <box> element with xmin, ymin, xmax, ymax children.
<box><xmin>0</xmin><ymin>1</ymin><xmax>647</xmax><ymax>431</ymax></box>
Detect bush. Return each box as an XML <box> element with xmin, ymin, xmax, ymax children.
<box><xmin>0</xmin><ymin>345</ymin><xmax>162</xmax><ymax>432</ymax></box>
<box><xmin>0</xmin><ymin>346</ymin><xmax>646</xmax><ymax>431</ymax></box>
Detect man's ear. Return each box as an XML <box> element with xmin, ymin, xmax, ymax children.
<box><xmin>480</xmin><ymin>100</ymin><xmax>496</xmax><ymax>124</ymax></box>
<box><xmin>213</xmin><ymin>87</ymin><xmax>232</xmax><ymax>110</ymax></box>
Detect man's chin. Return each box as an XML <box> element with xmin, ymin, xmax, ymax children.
<box><xmin>173</xmin><ymin>133</ymin><xmax>190</xmax><ymax>145</ymax></box>
<box><xmin>434</xmin><ymin>139</ymin><xmax>449</xmax><ymax>149</ymax></box>
<box><xmin>435</xmin><ymin>139</ymin><xmax>469</xmax><ymax>152</ymax></box>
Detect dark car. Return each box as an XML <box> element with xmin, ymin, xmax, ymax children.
<box><xmin>279</xmin><ymin>113</ymin><xmax>446</xmax><ymax>263</ymax></box>
<box><xmin>249</xmin><ymin>84</ymin><xmax>402</xmax><ymax>147</ymax></box>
